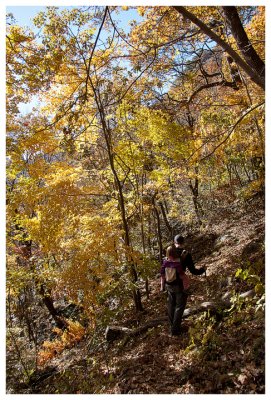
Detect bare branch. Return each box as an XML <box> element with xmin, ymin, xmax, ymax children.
<box><xmin>186</xmin><ymin>80</ymin><xmax>239</xmax><ymax>104</ymax></box>
<box><xmin>108</xmin><ymin>49</ymin><xmax>158</xmax><ymax>107</ymax></box>
<box><xmin>107</xmin><ymin>7</ymin><xmax>146</xmax><ymax>56</ymax></box>
<box><xmin>85</xmin><ymin>6</ymin><xmax>109</xmax><ymax>95</ymax></box>
<box><xmin>188</xmin><ymin>101</ymin><xmax>265</xmax><ymax>162</ymax></box>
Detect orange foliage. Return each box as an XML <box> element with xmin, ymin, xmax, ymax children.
<box><xmin>37</xmin><ymin>320</ymin><xmax>85</xmax><ymax>366</ymax></box>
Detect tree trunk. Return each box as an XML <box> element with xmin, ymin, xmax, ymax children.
<box><xmin>145</xmin><ymin>278</ymin><xmax>150</xmax><ymax>300</ymax></box>
<box><xmin>39</xmin><ymin>285</ymin><xmax>67</xmax><ymax>329</ymax></box>
<box><xmin>222</xmin><ymin>6</ymin><xmax>265</xmax><ymax>81</ymax></box>
<box><xmin>242</xmin><ymin>159</ymin><xmax>252</xmax><ymax>182</ymax></box>
<box><xmin>186</xmin><ymin>112</ymin><xmax>204</xmax><ymax>224</ymax></box>
<box><xmin>173</xmin><ymin>6</ymin><xmax>265</xmax><ymax>90</ymax></box>
<box><xmin>189</xmin><ymin>168</ymin><xmax>204</xmax><ymax>225</ymax></box>
<box><xmin>226</xmin><ymin>163</ymin><xmax>233</xmax><ymax>185</ymax></box>
<box><xmin>139</xmin><ymin>182</ymin><xmax>150</xmax><ymax>300</ymax></box>
<box><xmin>233</xmin><ymin>165</ymin><xmax>243</xmax><ymax>187</ymax></box>
<box><xmin>147</xmin><ymin>213</ymin><xmax>152</xmax><ymax>254</ymax></box>
<box><xmin>89</xmin><ymin>80</ymin><xmax>143</xmax><ymax>312</ymax></box>
<box><xmin>159</xmin><ymin>201</ymin><xmax>173</xmax><ymax>238</ymax></box>
<box><xmin>152</xmin><ymin>200</ymin><xmax>163</xmax><ymax>263</ymax></box>
<box><xmin>14</xmin><ymin>221</ymin><xmax>67</xmax><ymax>330</ymax></box>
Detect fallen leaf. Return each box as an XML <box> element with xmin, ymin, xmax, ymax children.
<box><xmin>238</xmin><ymin>374</ymin><xmax>248</xmax><ymax>385</ymax></box>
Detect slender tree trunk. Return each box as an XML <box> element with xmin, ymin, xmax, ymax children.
<box><xmin>145</xmin><ymin>278</ymin><xmax>150</xmax><ymax>300</ymax></box>
<box><xmin>140</xmin><ymin>204</ymin><xmax>146</xmax><ymax>254</ymax></box>
<box><xmin>89</xmin><ymin>80</ymin><xmax>143</xmax><ymax>311</ymax></box>
<box><xmin>185</xmin><ymin>111</ymin><xmax>204</xmax><ymax>225</ymax></box>
<box><xmin>242</xmin><ymin>160</ymin><xmax>252</xmax><ymax>182</ymax></box>
<box><xmin>153</xmin><ymin>201</ymin><xmax>163</xmax><ymax>264</ymax></box>
<box><xmin>39</xmin><ymin>285</ymin><xmax>67</xmax><ymax>329</ymax></box>
<box><xmin>139</xmin><ymin>189</ymin><xmax>150</xmax><ymax>299</ymax></box>
<box><xmin>107</xmin><ymin>138</ymin><xmax>143</xmax><ymax>311</ymax></box>
<box><xmin>233</xmin><ymin>165</ymin><xmax>243</xmax><ymax>187</ymax></box>
<box><xmin>147</xmin><ymin>213</ymin><xmax>152</xmax><ymax>254</ymax></box>
<box><xmin>162</xmin><ymin>195</ymin><xmax>169</xmax><ymax>214</ymax></box>
<box><xmin>189</xmin><ymin>173</ymin><xmax>204</xmax><ymax>225</ymax></box>
<box><xmin>226</xmin><ymin>163</ymin><xmax>233</xmax><ymax>184</ymax></box>
<box><xmin>159</xmin><ymin>201</ymin><xmax>173</xmax><ymax>238</ymax></box>
<box><xmin>15</xmin><ymin>237</ymin><xmax>67</xmax><ymax>330</ymax></box>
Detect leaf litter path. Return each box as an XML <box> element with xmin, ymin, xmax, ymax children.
<box><xmin>102</xmin><ymin>202</ymin><xmax>264</xmax><ymax>394</ymax></box>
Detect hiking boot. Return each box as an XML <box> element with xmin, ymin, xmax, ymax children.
<box><xmin>171</xmin><ymin>326</ymin><xmax>188</xmax><ymax>336</ymax></box>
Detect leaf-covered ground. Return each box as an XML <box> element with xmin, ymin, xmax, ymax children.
<box><xmin>7</xmin><ymin>198</ymin><xmax>265</xmax><ymax>394</ymax></box>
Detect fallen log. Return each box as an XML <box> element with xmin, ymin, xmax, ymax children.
<box><xmin>105</xmin><ymin>318</ymin><xmax>168</xmax><ymax>342</ymax></box>
<box><xmin>105</xmin><ymin>289</ymin><xmax>255</xmax><ymax>342</ymax></box>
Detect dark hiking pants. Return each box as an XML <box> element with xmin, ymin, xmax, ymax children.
<box><xmin>165</xmin><ymin>284</ymin><xmax>188</xmax><ymax>335</ymax></box>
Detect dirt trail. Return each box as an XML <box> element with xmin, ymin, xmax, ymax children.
<box><xmin>102</xmin><ymin>202</ymin><xmax>265</xmax><ymax>394</ymax></box>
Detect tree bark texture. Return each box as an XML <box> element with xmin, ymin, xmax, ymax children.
<box><xmin>173</xmin><ymin>6</ymin><xmax>265</xmax><ymax>90</ymax></box>
<box><xmin>222</xmin><ymin>6</ymin><xmax>265</xmax><ymax>81</ymax></box>
<box><xmin>152</xmin><ymin>200</ymin><xmax>163</xmax><ymax>263</ymax></box>
<box><xmin>39</xmin><ymin>285</ymin><xmax>67</xmax><ymax>330</ymax></box>
<box><xmin>159</xmin><ymin>201</ymin><xmax>173</xmax><ymax>238</ymax></box>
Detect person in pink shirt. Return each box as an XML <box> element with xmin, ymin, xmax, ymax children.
<box><xmin>160</xmin><ymin>238</ymin><xmax>206</xmax><ymax>336</ymax></box>
<box><xmin>160</xmin><ymin>245</ymin><xmax>190</xmax><ymax>291</ymax></box>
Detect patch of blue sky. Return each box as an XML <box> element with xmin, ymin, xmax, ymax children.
<box><xmin>7</xmin><ymin>6</ymin><xmax>50</xmax><ymax>30</ymax></box>
<box><xmin>7</xmin><ymin>5</ymin><xmax>143</xmax><ymax>39</ymax></box>
<box><xmin>7</xmin><ymin>5</ymin><xmax>144</xmax><ymax>115</ymax></box>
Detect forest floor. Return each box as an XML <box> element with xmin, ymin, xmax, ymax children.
<box><xmin>7</xmin><ymin>197</ymin><xmax>265</xmax><ymax>394</ymax></box>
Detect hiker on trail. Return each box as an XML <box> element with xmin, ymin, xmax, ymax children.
<box><xmin>160</xmin><ymin>234</ymin><xmax>207</xmax><ymax>336</ymax></box>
